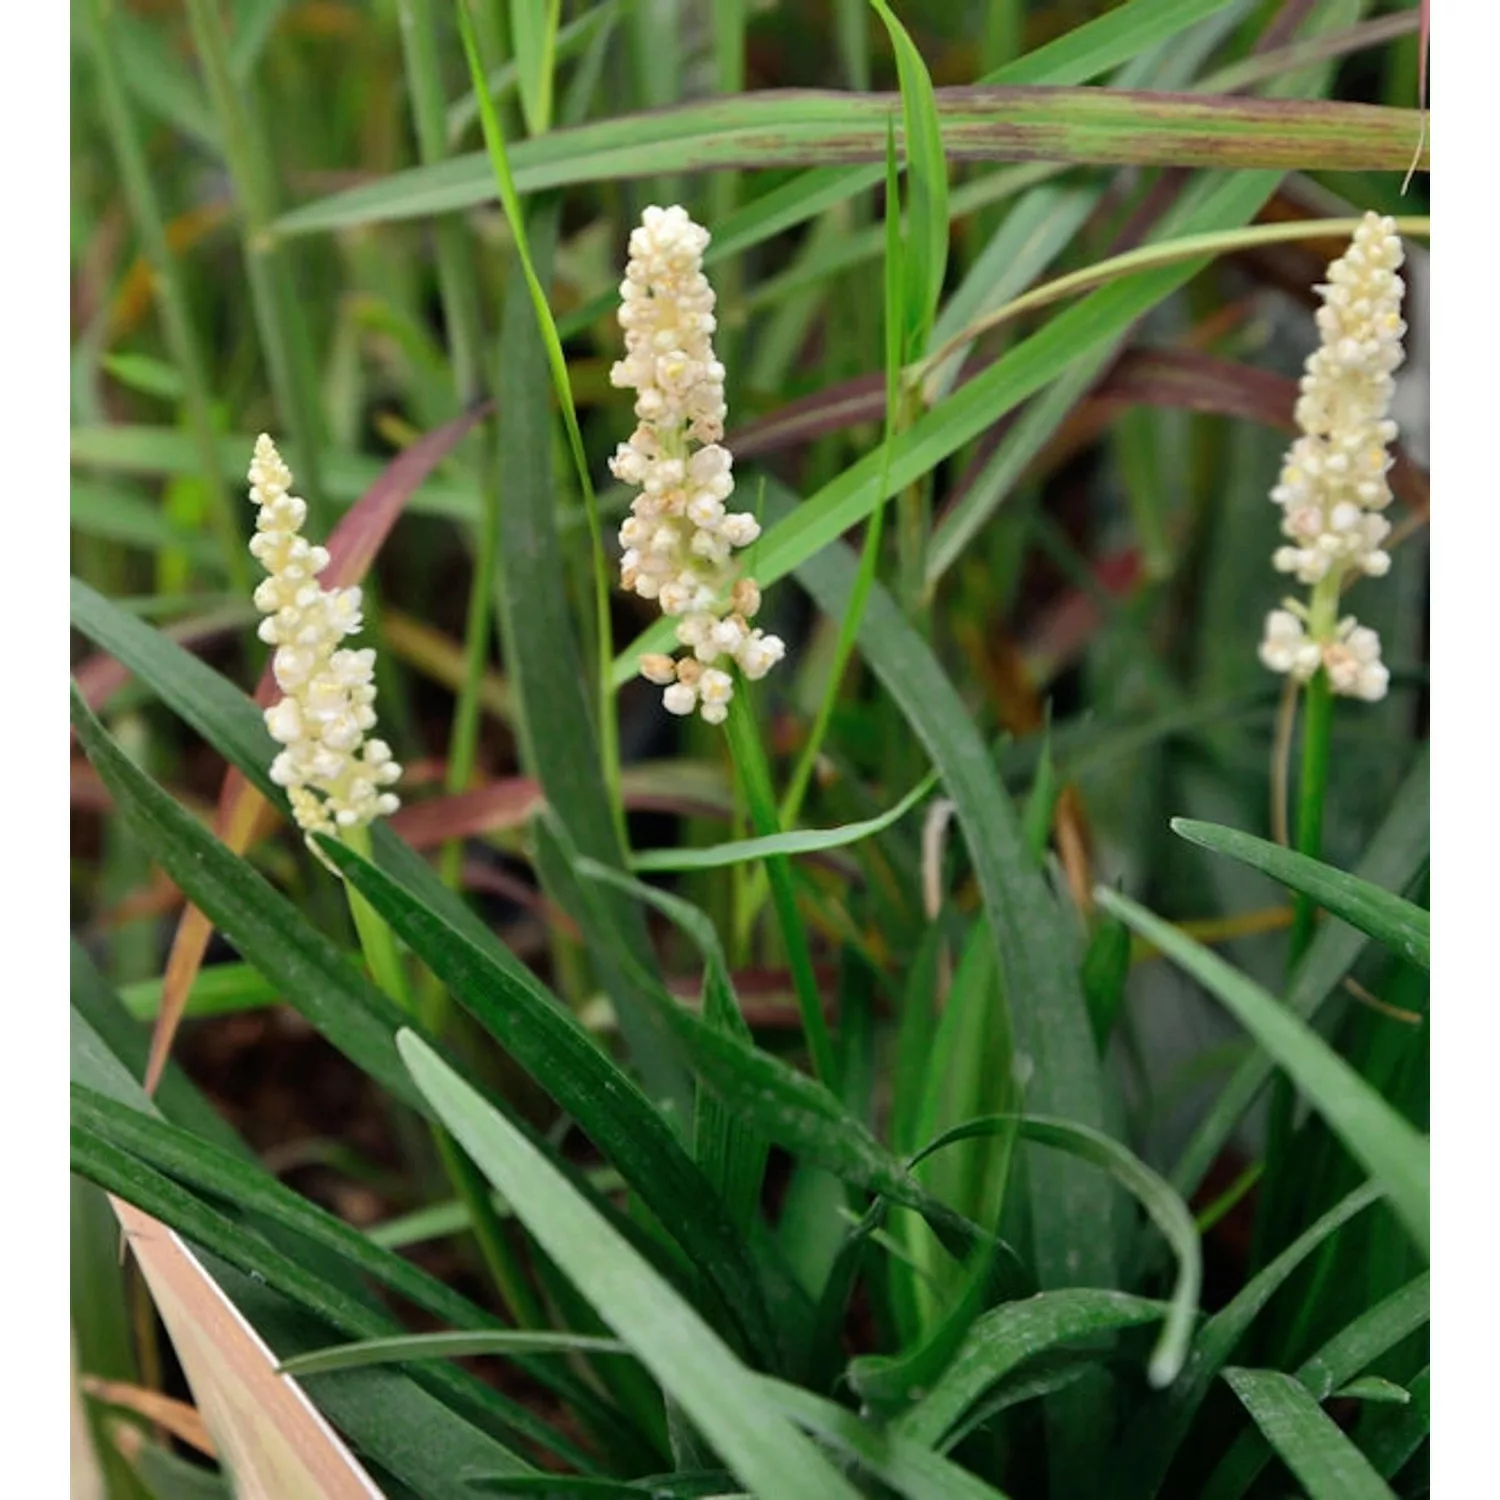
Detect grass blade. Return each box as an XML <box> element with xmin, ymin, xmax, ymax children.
<box><xmin>277</xmin><ymin>1331</ymin><xmax>629</xmax><ymax>1380</ymax></box>
<box><xmin>1172</xmin><ymin>749</ymin><xmax>1430</xmax><ymax>1198</ymax></box>
<box><xmin>1219</xmin><ymin>1368</ymin><xmax>1398</xmax><ymax>1500</ymax></box>
<box><xmin>311</xmin><ymin>833</ymin><xmax>780</xmax><ymax>1371</ymax></box>
<box><xmin>395</xmin><ymin>1030</ymin><xmax>865</xmax><ymax>1500</ymax></box>
<box><xmin>275</xmin><ymin>89</ymin><xmax>1425</xmax><ymax>236</ymax></box>
<box><xmin>895</xmin><ymin>1289</ymin><xmax>1172</xmax><ymax>1449</ymax></box>
<box><xmin>908</xmin><ymin>1114</ymin><xmax>1200</xmax><ymax>1390</ymax></box>
<box><xmin>758</xmin><ymin>1377</ymin><xmax>1012</xmax><ymax>1500</ymax></box>
<box><xmin>1170</xmin><ymin>818</ymin><xmax>1429</xmax><ymax>970</ymax></box>
<box><xmin>70</xmin><ymin>685</ymin><xmax>421</xmax><ymax>1112</ymax></box>
<box><xmin>575</xmin><ymin>860</ymin><xmax>766</xmax><ymax>1238</ymax></box>
<box><xmin>1116</xmin><ymin>1182</ymin><xmax>1384</xmax><ymax>1498</ymax></box>
<box><xmin>1097</xmin><ymin>888</ymin><xmax>1429</xmax><ymax>1256</ymax></box>
<box><xmin>630</xmin><ymin>772</ymin><xmax>935</xmax><ymax>872</ymax></box>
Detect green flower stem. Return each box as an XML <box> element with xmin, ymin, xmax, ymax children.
<box><xmin>725</xmin><ymin>690</ymin><xmax>838</xmax><ymax>1089</ymax></box>
<box><xmin>184</xmin><ymin>0</ymin><xmax>329</xmax><ymax>533</ymax></box>
<box><xmin>1289</xmin><ymin>571</ymin><xmax>1341</xmax><ymax>968</ymax></box>
<box><xmin>1288</xmin><ymin>669</ymin><xmax>1333</xmax><ymax>966</ymax></box>
<box><xmin>338</xmin><ymin>823</ymin><xmax>542</xmax><ymax>1327</ymax></box>
<box><xmin>82</xmin><ymin>0</ymin><xmax>248</xmax><ymax>596</ymax></box>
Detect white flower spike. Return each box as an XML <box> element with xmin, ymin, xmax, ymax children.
<box><xmin>248</xmin><ymin>435</ymin><xmax>401</xmax><ymax>841</ymax></box>
<box><xmin>1259</xmin><ymin>212</ymin><xmax>1405</xmax><ymax>702</ymax></box>
<box><xmin>609</xmin><ymin>205</ymin><xmax>785</xmax><ymax>724</ymax></box>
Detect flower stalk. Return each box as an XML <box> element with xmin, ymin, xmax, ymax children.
<box><xmin>1255</xmin><ymin>212</ymin><xmax>1407</xmax><ymax>962</ymax></box>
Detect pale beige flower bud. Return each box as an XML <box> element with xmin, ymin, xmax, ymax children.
<box><xmin>611</xmin><ymin>206</ymin><xmax>785</xmax><ymax>723</ymax></box>
<box><xmin>247</xmin><ymin>436</ymin><xmax>401</xmax><ymax>839</ymax></box>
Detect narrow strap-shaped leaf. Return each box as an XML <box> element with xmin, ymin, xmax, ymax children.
<box><xmin>69</xmin><ymin>1084</ymin><xmax>639</xmax><ymax>1454</ymax></box>
<box><xmin>1116</xmin><ymin>1182</ymin><xmax>1384</xmax><ymax>1499</ymax></box>
<box><xmin>1358</xmin><ymin>1364</ymin><xmax>1429</xmax><ymax>1480</ymax></box>
<box><xmin>867</xmin><ymin>0</ymin><xmax>948</xmax><ymax>344</ymax></box>
<box><xmin>70</xmin><ymin>684</ymin><xmax>422</xmax><ymax>1111</ymax></box>
<box><xmin>895</xmin><ymin>1289</ymin><xmax>1172</xmax><ymax>1449</ymax></box>
<box><xmin>276</xmin><ymin>1331</ymin><xmax>629</xmax><ymax>1380</ymax></box>
<box><xmin>274</xmin><ymin>88</ymin><xmax>1426</xmax><ymax>237</ymax></box>
<box><xmin>395</xmin><ymin>1029</ymin><xmax>864</xmax><ymax>1500</ymax></box>
<box><xmin>1170</xmin><ymin>818</ymin><xmax>1429</xmax><ymax>970</ymax></box>
<box><xmin>758</xmin><ymin>483</ymin><xmax>1114</xmax><ymax>1293</ymax></box>
<box><xmin>576</xmin><ymin>861</ymin><xmax>765</xmax><ymax>1239</ymax></box>
<box><xmin>313</xmin><ymin>834</ymin><xmax>780</xmax><ymax>1372</ymax></box>
<box><xmin>1172</xmin><ymin>749</ymin><xmax>1430</xmax><ymax>1199</ymax></box>
<box><xmin>70</xmin><ymin>1126</ymin><xmax>567</xmax><ymax>1473</ymax></box>
<box><xmin>1219</xmin><ymin>1368</ymin><xmax>1397</xmax><ymax>1500</ymax></box>
<box><xmin>906</xmin><ymin>1114</ymin><xmax>1200</xmax><ymax>1391</ymax></box>
<box><xmin>629</xmin><ymin>772</ymin><xmax>936</xmax><ymax>872</ymax></box>
<box><xmin>1099</xmin><ymin>888</ymin><xmax>1429</xmax><ymax>1256</ymax></box>
<box><xmin>1202</xmin><ymin>1273</ymin><xmax>1430</xmax><ymax>1500</ymax></box>
<box><xmin>758</xmin><ymin>1376</ymin><xmax>1013</xmax><ymax>1500</ymax></box>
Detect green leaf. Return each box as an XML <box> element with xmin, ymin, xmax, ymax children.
<box><xmin>1172</xmin><ymin>750</ymin><xmax>1430</xmax><ymax>1199</ymax></box>
<box><xmin>70</xmin><ymin>941</ymin><xmax>250</xmax><ymax>1157</ymax></box>
<box><xmin>464</xmin><ymin>1481</ymin><xmax>743</xmax><ymax>1499</ymax></box>
<box><xmin>479</xmin><ymin>206</ymin><xmax>683</xmax><ymax>1108</ymax></box>
<box><xmin>1219</xmin><ymin>1368</ymin><xmax>1397</xmax><ymax>1500</ymax></box>
<box><xmin>1169</xmin><ymin>818</ymin><xmax>1429</xmax><ymax>970</ymax></box>
<box><xmin>574</xmin><ymin>860</ymin><xmax>765</xmax><ymax>1238</ymax></box>
<box><xmin>276</xmin><ymin>1330</ymin><xmax>629</xmax><ymax>1379</ymax></box>
<box><xmin>629</xmin><ymin>771</ymin><xmax>936</xmax><ymax>872</ymax></box>
<box><xmin>895</xmin><ymin>1289</ymin><xmax>1172</xmax><ymax>1449</ymax></box>
<box><xmin>1335</xmin><ymin>1377</ymin><xmax>1411</xmax><ymax>1406</ymax></box>
<box><xmin>1097</xmin><ymin>888</ymin><xmax>1430</xmax><ymax>1256</ymax></box>
<box><xmin>273</xmin><ymin>88</ymin><xmax>1424</xmax><ymax>237</ymax></box>
<box><xmin>312</xmin><ymin>833</ymin><xmax>780</xmax><ymax>1372</ymax></box>
<box><xmin>1359</xmin><ymin>1365</ymin><xmax>1429</xmax><ymax>1479</ymax></box>
<box><xmin>753</xmin><ymin>482</ymin><xmax>1113</xmax><ymax>1293</ymax></box>
<box><xmin>1116</xmin><ymin>1182</ymin><xmax>1385</xmax><ymax>1499</ymax></box>
<box><xmin>69</xmin><ymin>1119</ymin><xmax>561</xmax><ymax>1475</ymax></box>
<box><xmin>201</xmin><ymin>1256</ymin><xmax>540</xmax><ymax>1498</ymax></box>
<box><xmin>867</xmin><ymin>0</ymin><xmax>948</xmax><ymax>345</ymax></box>
<box><xmin>100</xmin><ymin>351</ymin><xmax>186</xmax><ymax>401</ymax></box>
<box><xmin>71</xmin><ymin>479</ymin><xmax>224</xmax><ymax>565</ymax></box>
<box><xmin>907</xmin><ymin>1114</ymin><xmax>1200</xmax><ymax>1390</ymax></box>
<box><xmin>71</xmin><ymin>428</ymin><xmax>481</xmax><ymax>523</ymax></box>
<box><xmin>394</xmin><ymin>1030</ymin><xmax>865</xmax><ymax>1500</ymax></box>
<box><xmin>118</xmin><ymin>961</ymin><xmax>284</xmax><ymax>1022</ymax></box>
<box><xmin>759</xmin><ymin>1377</ymin><xmax>1012</xmax><ymax>1500</ymax></box>
<box><xmin>509</xmin><ymin>0</ymin><xmax>560</xmax><ymax>136</ymax></box>
<box><xmin>1202</xmin><ymin>1275</ymin><xmax>1430</xmax><ymax>1500</ymax></box>
<box><xmin>568</xmin><ymin>863</ymin><xmax>1004</xmax><ymax>1269</ymax></box>
<box><xmin>69</xmin><ymin>685</ymin><xmax>423</xmax><ymax>1112</ymax></box>
<box><xmin>722</xmin><ymin>689</ymin><xmax>839</xmax><ymax>1088</ymax></box>
<box><xmin>1080</xmin><ymin>914</ymin><xmax>1132</xmax><ymax>1052</ymax></box>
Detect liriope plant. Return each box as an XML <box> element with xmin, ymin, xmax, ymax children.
<box><xmin>69</xmin><ymin>3</ymin><xmax>1429</xmax><ymax>1497</ymax></box>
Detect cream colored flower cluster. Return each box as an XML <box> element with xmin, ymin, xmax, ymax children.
<box><xmin>248</xmin><ymin>435</ymin><xmax>401</xmax><ymax>837</ymax></box>
<box><xmin>609</xmin><ymin>205</ymin><xmax>784</xmax><ymax>725</ymax></box>
<box><xmin>1259</xmin><ymin>213</ymin><xmax>1405</xmax><ymax>703</ymax></box>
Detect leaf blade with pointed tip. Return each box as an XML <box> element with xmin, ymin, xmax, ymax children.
<box><xmin>629</xmin><ymin>773</ymin><xmax>935</xmax><ymax>871</ymax></box>
<box><xmin>1170</xmin><ymin>817</ymin><xmax>1429</xmax><ymax>970</ymax></box>
<box><xmin>1097</xmin><ymin>887</ymin><xmax>1429</xmax><ymax>1256</ymax></box>
<box><xmin>394</xmin><ymin>1030</ymin><xmax>864</xmax><ymax>1500</ymax></box>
